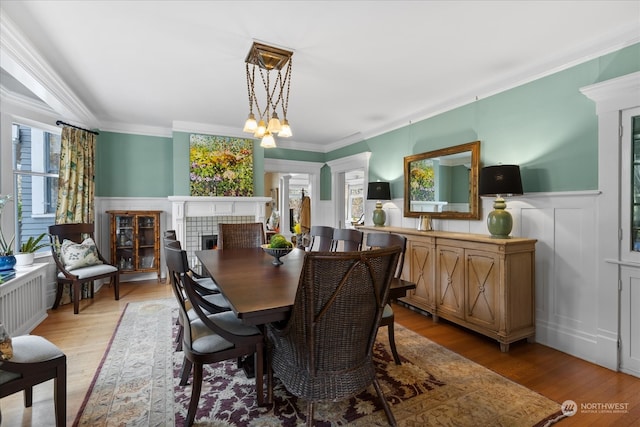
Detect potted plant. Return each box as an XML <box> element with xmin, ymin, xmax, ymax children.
<box><xmin>0</xmin><ymin>195</ymin><xmax>16</xmax><ymax>272</ymax></box>
<box><xmin>14</xmin><ymin>233</ymin><xmax>50</xmax><ymax>267</ymax></box>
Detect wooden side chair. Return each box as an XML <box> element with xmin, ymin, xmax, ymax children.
<box><xmin>365</xmin><ymin>232</ymin><xmax>408</xmax><ymax>365</ymax></box>
<box><xmin>0</xmin><ymin>335</ymin><xmax>67</xmax><ymax>427</ymax></box>
<box><xmin>49</xmin><ymin>223</ymin><xmax>119</xmax><ymax>314</ymax></box>
<box><xmin>166</xmin><ymin>247</ymin><xmax>265</xmax><ymax>426</ymax></box>
<box><xmin>330</xmin><ymin>228</ymin><xmax>363</xmax><ymax>252</ymax></box>
<box><xmin>267</xmin><ymin>247</ymin><xmax>401</xmax><ymax>426</ymax></box>
<box><xmin>308</xmin><ymin>225</ymin><xmax>334</xmax><ymax>251</ymax></box>
<box><xmin>218</xmin><ymin>223</ymin><xmax>265</xmax><ymax>249</ymax></box>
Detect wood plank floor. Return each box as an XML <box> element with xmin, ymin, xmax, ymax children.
<box><xmin>1</xmin><ymin>280</ymin><xmax>639</xmax><ymax>426</ymax></box>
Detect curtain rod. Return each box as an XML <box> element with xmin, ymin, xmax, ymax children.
<box><xmin>55</xmin><ymin>120</ymin><xmax>99</xmax><ymax>135</ymax></box>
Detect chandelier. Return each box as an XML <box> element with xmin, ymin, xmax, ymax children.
<box><xmin>242</xmin><ymin>42</ymin><xmax>293</xmax><ymax>148</ymax></box>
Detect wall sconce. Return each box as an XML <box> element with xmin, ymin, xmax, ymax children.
<box><xmin>367</xmin><ymin>182</ymin><xmax>391</xmax><ymax>227</ymax></box>
<box><xmin>479</xmin><ymin>165</ymin><xmax>523</xmax><ymax>238</ymax></box>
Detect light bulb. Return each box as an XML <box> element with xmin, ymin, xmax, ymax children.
<box><xmin>267</xmin><ymin>112</ymin><xmax>282</xmax><ymax>134</ymax></box>
<box><xmin>278</xmin><ymin>119</ymin><xmax>292</xmax><ymax>138</ymax></box>
<box><xmin>260</xmin><ymin>131</ymin><xmax>276</xmax><ymax>148</ymax></box>
<box><xmin>243</xmin><ymin>113</ymin><xmax>257</xmax><ymax>133</ymax></box>
<box><xmin>254</xmin><ymin>120</ymin><xmax>266</xmax><ymax>138</ymax></box>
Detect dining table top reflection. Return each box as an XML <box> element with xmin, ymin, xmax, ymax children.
<box><xmin>195</xmin><ymin>247</ymin><xmax>415</xmax><ymax>326</ymax></box>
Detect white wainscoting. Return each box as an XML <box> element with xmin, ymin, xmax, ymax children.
<box><xmin>365</xmin><ymin>191</ymin><xmax>611</xmax><ymax>369</ymax></box>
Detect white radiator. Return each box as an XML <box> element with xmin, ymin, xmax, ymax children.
<box><xmin>0</xmin><ymin>263</ymin><xmax>48</xmax><ymax>336</ymax></box>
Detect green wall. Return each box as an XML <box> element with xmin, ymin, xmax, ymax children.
<box><xmin>95</xmin><ymin>43</ymin><xmax>639</xmax><ymax>199</ymax></box>
<box><xmin>96</xmin><ymin>132</ymin><xmax>172</xmax><ymax>197</ymax></box>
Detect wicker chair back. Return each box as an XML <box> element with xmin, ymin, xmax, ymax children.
<box><xmin>267</xmin><ymin>247</ymin><xmax>401</xmax><ymax>426</ymax></box>
<box><xmin>218</xmin><ymin>223</ymin><xmax>265</xmax><ymax>249</ymax></box>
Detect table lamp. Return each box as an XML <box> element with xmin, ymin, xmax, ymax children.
<box><xmin>367</xmin><ymin>182</ymin><xmax>391</xmax><ymax>227</ymax></box>
<box><xmin>479</xmin><ymin>165</ymin><xmax>523</xmax><ymax>238</ymax></box>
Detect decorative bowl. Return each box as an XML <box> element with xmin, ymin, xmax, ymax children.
<box><xmin>261</xmin><ymin>244</ymin><xmax>294</xmax><ymax>266</ymax></box>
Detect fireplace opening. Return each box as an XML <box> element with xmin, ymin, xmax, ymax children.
<box><xmin>201</xmin><ymin>235</ymin><xmax>218</xmax><ymax>250</ymax></box>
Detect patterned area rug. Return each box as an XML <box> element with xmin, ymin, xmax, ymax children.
<box><xmin>74</xmin><ymin>299</ymin><xmax>566</xmax><ymax>426</ymax></box>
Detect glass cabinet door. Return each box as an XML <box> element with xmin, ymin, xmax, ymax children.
<box><xmin>137</xmin><ymin>215</ymin><xmax>156</xmax><ymax>270</ymax></box>
<box><xmin>622</xmin><ymin>108</ymin><xmax>640</xmax><ymax>262</ymax></box>
<box><xmin>115</xmin><ymin>214</ymin><xmax>134</xmax><ymax>270</ymax></box>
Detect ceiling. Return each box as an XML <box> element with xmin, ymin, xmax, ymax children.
<box><xmin>1</xmin><ymin>1</ymin><xmax>638</xmax><ymax>152</ymax></box>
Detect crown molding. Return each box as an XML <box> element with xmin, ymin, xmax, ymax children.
<box><xmin>0</xmin><ymin>13</ymin><xmax>97</xmax><ymax>127</ymax></box>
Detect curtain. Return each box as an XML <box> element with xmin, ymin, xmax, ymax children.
<box><xmin>55</xmin><ymin>127</ymin><xmax>96</xmax><ymax>224</ymax></box>
<box><xmin>55</xmin><ymin>126</ymin><xmax>96</xmax><ymax>304</ymax></box>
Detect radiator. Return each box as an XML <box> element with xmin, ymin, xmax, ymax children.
<box><xmin>0</xmin><ymin>263</ymin><xmax>48</xmax><ymax>336</ymax></box>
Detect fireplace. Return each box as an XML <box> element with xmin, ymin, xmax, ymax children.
<box><xmin>201</xmin><ymin>234</ymin><xmax>218</xmax><ymax>250</ymax></box>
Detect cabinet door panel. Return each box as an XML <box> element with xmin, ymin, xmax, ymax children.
<box><xmin>437</xmin><ymin>245</ymin><xmax>464</xmax><ymax>318</ymax></box>
<box><xmin>408</xmin><ymin>240</ymin><xmax>435</xmax><ymax>309</ymax></box>
<box><xmin>465</xmin><ymin>250</ymin><xmax>500</xmax><ymax>331</ymax></box>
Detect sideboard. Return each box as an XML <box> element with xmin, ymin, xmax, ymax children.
<box><xmin>359</xmin><ymin>226</ymin><xmax>537</xmax><ymax>352</ymax></box>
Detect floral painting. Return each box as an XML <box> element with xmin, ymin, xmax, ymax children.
<box><xmin>409</xmin><ymin>159</ymin><xmax>436</xmax><ymax>201</ymax></box>
<box><xmin>189</xmin><ymin>135</ymin><xmax>254</xmax><ymax>196</ymax></box>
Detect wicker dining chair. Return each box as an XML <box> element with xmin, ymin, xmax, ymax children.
<box><xmin>365</xmin><ymin>232</ymin><xmax>408</xmax><ymax>365</ymax></box>
<box><xmin>166</xmin><ymin>247</ymin><xmax>266</xmax><ymax>426</ymax></box>
<box><xmin>267</xmin><ymin>247</ymin><xmax>401</xmax><ymax>427</ymax></box>
<box><xmin>308</xmin><ymin>225</ymin><xmax>334</xmax><ymax>251</ymax></box>
<box><xmin>330</xmin><ymin>228</ymin><xmax>363</xmax><ymax>252</ymax></box>
<box><xmin>218</xmin><ymin>223</ymin><xmax>265</xmax><ymax>249</ymax></box>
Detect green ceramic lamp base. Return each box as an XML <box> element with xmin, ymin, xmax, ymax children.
<box><xmin>487</xmin><ymin>197</ymin><xmax>513</xmax><ymax>238</ymax></box>
<box><xmin>372</xmin><ymin>201</ymin><xmax>386</xmax><ymax>227</ymax></box>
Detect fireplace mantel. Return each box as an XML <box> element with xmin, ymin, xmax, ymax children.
<box><xmin>168</xmin><ymin>196</ymin><xmax>272</xmax><ymax>243</ymax></box>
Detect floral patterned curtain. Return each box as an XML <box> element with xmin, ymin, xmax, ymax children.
<box><xmin>55</xmin><ymin>127</ymin><xmax>96</xmax><ymax>224</ymax></box>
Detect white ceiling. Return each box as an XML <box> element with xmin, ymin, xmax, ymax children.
<box><xmin>1</xmin><ymin>1</ymin><xmax>638</xmax><ymax>152</ymax></box>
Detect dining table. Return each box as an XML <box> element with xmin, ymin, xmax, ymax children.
<box><xmin>195</xmin><ymin>247</ymin><xmax>416</xmax><ymax>327</ymax></box>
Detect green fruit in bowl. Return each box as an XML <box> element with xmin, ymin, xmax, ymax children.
<box><xmin>269</xmin><ymin>234</ymin><xmax>291</xmax><ymax>249</ymax></box>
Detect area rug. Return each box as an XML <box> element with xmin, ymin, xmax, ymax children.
<box><xmin>74</xmin><ymin>299</ymin><xmax>566</xmax><ymax>426</ymax></box>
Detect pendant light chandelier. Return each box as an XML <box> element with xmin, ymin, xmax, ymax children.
<box><xmin>243</xmin><ymin>42</ymin><xmax>293</xmax><ymax>148</ymax></box>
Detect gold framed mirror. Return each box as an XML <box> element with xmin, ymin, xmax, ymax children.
<box><xmin>404</xmin><ymin>140</ymin><xmax>480</xmax><ymax>220</ymax></box>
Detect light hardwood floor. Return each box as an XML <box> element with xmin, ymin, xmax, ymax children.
<box><xmin>1</xmin><ymin>280</ymin><xmax>639</xmax><ymax>426</ymax></box>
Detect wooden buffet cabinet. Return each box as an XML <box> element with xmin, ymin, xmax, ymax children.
<box><xmin>359</xmin><ymin>226</ymin><xmax>536</xmax><ymax>352</ymax></box>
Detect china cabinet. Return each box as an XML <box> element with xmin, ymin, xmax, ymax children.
<box><xmin>359</xmin><ymin>226</ymin><xmax>536</xmax><ymax>352</ymax></box>
<box><xmin>107</xmin><ymin>210</ymin><xmax>161</xmax><ymax>282</ymax></box>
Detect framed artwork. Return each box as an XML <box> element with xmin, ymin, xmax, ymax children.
<box><xmin>189</xmin><ymin>134</ymin><xmax>254</xmax><ymax>196</ymax></box>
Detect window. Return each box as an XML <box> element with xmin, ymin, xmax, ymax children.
<box><xmin>12</xmin><ymin>123</ymin><xmax>61</xmax><ymax>253</ymax></box>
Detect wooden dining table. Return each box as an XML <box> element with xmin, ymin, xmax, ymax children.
<box><xmin>195</xmin><ymin>247</ymin><xmax>416</xmax><ymax>326</ymax></box>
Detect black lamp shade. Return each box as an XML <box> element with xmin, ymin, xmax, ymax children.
<box><xmin>367</xmin><ymin>182</ymin><xmax>391</xmax><ymax>200</ymax></box>
<box><xmin>479</xmin><ymin>165</ymin><xmax>523</xmax><ymax>196</ymax></box>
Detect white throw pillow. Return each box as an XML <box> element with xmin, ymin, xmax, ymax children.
<box><xmin>60</xmin><ymin>237</ymin><xmax>103</xmax><ymax>270</ymax></box>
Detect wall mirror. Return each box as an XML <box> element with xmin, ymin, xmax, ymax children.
<box><xmin>404</xmin><ymin>140</ymin><xmax>480</xmax><ymax>220</ymax></box>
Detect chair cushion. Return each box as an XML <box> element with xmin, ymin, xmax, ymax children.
<box><xmin>382</xmin><ymin>303</ymin><xmax>393</xmax><ymax>318</ymax></box>
<box><xmin>58</xmin><ymin>263</ymin><xmax>117</xmax><ymax>279</ymax></box>
<box><xmin>60</xmin><ymin>237</ymin><xmax>103</xmax><ymax>270</ymax></box>
<box><xmin>203</xmin><ymin>293</ymin><xmax>230</xmax><ymax>309</ymax></box>
<box><xmin>208</xmin><ymin>311</ymin><xmax>260</xmax><ymax>336</ymax></box>
<box><xmin>194</xmin><ymin>276</ymin><xmax>219</xmax><ymax>292</ymax></box>
<box><xmin>0</xmin><ymin>335</ymin><xmax>65</xmax><ymax>385</ymax></box>
<box><xmin>189</xmin><ymin>319</ymin><xmax>234</xmax><ymax>353</ymax></box>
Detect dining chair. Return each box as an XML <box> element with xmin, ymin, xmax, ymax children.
<box><xmin>0</xmin><ymin>335</ymin><xmax>67</xmax><ymax>427</ymax></box>
<box><xmin>266</xmin><ymin>247</ymin><xmax>401</xmax><ymax>427</ymax></box>
<box><xmin>365</xmin><ymin>232</ymin><xmax>408</xmax><ymax>365</ymax></box>
<box><xmin>165</xmin><ymin>245</ymin><xmax>230</xmax><ymax>352</ymax></box>
<box><xmin>308</xmin><ymin>225</ymin><xmax>334</xmax><ymax>251</ymax></box>
<box><xmin>49</xmin><ymin>223</ymin><xmax>119</xmax><ymax>314</ymax></box>
<box><xmin>166</xmin><ymin>247</ymin><xmax>266</xmax><ymax>426</ymax></box>
<box><xmin>330</xmin><ymin>228</ymin><xmax>363</xmax><ymax>252</ymax></box>
<box><xmin>218</xmin><ymin>223</ymin><xmax>265</xmax><ymax>249</ymax></box>
<box><xmin>163</xmin><ymin>238</ymin><xmax>219</xmax><ymax>293</ymax></box>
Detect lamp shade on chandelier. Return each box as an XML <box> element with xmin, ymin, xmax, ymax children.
<box><xmin>243</xmin><ymin>42</ymin><xmax>293</xmax><ymax>148</ymax></box>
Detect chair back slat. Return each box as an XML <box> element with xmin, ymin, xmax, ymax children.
<box><xmin>331</xmin><ymin>228</ymin><xmax>363</xmax><ymax>252</ymax></box>
<box><xmin>309</xmin><ymin>226</ymin><xmax>334</xmax><ymax>251</ymax></box>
